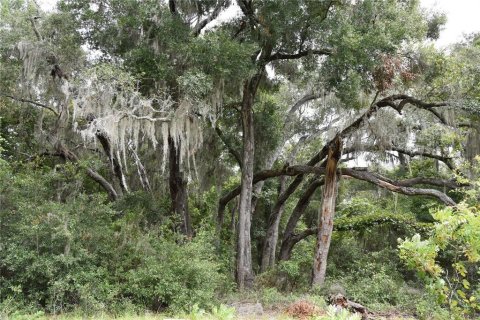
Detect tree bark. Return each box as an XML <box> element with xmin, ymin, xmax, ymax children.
<box><xmin>260</xmin><ymin>175</ymin><xmax>287</xmax><ymax>272</ymax></box>
<box><xmin>279</xmin><ymin>178</ymin><xmax>324</xmax><ymax>261</ymax></box>
<box><xmin>168</xmin><ymin>136</ymin><xmax>192</xmax><ymax>237</ymax></box>
<box><xmin>236</xmin><ymin>79</ymin><xmax>258</xmax><ymax>290</ymax></box>
<box><xmin>96</xmin><ymin>131</ymin><xmax>129</xmax><ymax>195</ymax></box>
<box><xmin>312</xmin><ymin>136</ymin><xmax>342</xmax><ymax>286</ymax></box>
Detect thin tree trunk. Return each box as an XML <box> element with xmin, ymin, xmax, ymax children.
<box><xmin>312</xmin><ymin>136</ymin><xmax>342</xmax><ymax>287</ymax></box>
<box><xmin>260</xmin><ymin>175</ymin><xmax>287</xmax><ymax>272</ymax></box>
<box><xmin>168</xmin><ymin>136</ymin><xmax>192</xmax><ymax>237</ymax></box>
<box><xmin>236</xmin><ymin>82</ymin><xmax>255</xmax><ymax>290</ymax></box>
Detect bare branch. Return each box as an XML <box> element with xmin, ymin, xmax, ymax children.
<box><xmin>288</xmin><ymin>92</ymin><xmax>323</xmax><ymax>115</ymax></box>
<box><xmin>345</xmin><ymin>144</ymin><xmax>456</xmax><ymax>171</ymax></box>
<box><xmin>268</xmin><ymin>48</ymin><xmax>333</xmax><ymax>62</ymax></box>
<box><xmin>0</xmin><ymin>93</ymin><xmax>59</xmax><ymax>116</ymax></box>
<box><xmin>214</xmin><ymin>126</ymin><xmax>243</xmax><ymax>169</ymax></box>
<box><xmin>56</xmin><ymin>142</ymin><xmax>119</xmax><ymax>201</ymax></box>
<box><xmin>341</xmin><ymin>168</ymin><xmax>456</xmax><ymax>206</ymax></box>
<box><xmin>29</xmin><ymin>17</ymin><xmax>43</xmax><ymax>41</ymax></box>
<box><xmin>389</xmin><ymin>146</ymin><xmax>455</xmax><ymax>171</ymax></box>
<box><xmin>192</xmin><ymin>0</ymin><xmax>226</xmax><ymax>37</ymax></box>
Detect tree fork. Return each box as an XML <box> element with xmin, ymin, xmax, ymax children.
<box><xmin>279</xmin><ymin>178</ymin><xmax>324</xmax><ymax>261</ymax></box>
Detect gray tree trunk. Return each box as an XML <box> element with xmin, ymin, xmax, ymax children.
<box><xmin>312</xmin><ymin>136</ymin><xmax>342</xmax><ymax>286</ymax></box>
<box><xmin>236</xmin><ymin>89</ymin><xmax>255</xmax><ymax>289</ymax></box>
<box><xmin>260</xmin><ymin>176</ymin><xmax>287</xmax><ymax>272</ymax></box>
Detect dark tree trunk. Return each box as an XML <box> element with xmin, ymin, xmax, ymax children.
<box><xmin>168</xmin><ymin>136</ymin><xmax>192</xmax><ymax>237</ymax></box>
<box><xmin>279</xmin><ymin>178</ymin><xmax>324</xmax><ymax>261</ymax></box>
<box><xmin>312</xmin><ymin>136</ymin><xmax>342</xmax><ymax>286</ymax></box>
<box><xmin>96</xmin><ymin>131</ymin><xmax>129</xmax><ymax>195</ymax></box>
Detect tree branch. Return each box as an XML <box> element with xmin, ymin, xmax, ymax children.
<box><xmin>95</xmin><ymin>131</ymin><xmax>129</xmax><ymax>194</ymax></box>
<box><xmin>29</xmin><ymin>17</ymin><xmax>43</xmax><ymax>41</ymax></box>
<box><xmin>214</xmin><ymin>126</ymin><xmax>243</xmax><ymax>169</ymax></box>
<box><xmin>345</xmin><ymin>143</ymin><xmax>456</xmax><ymax>171</ymax></box>
<box><xmin>268</xmin><ymin>48</ymin><xmax>333</xmax><ymax>62</ymax></box>
<box><xmin>279</xmin><ymin>178</ymin><xmax>324</xmax><ymax>260</ymax></box>
<box><xmin>288</xmin><ymin>92</ymin><xmax>323</xmax><ymax>115</ymax></box>
<box><xmin>341</xmin><ymin>168</ymin><xmax>456</xmax><ymax>206</ymax></box>
<box><xmin>377</xmin><ymin>94</ymin><xmax>449</xmax><ymax>124</ymax></box>
<box><xmin>0</xmin><ymin>93</ymin><xmax>58</xmax><ymax>116</ymax></box>
<box><xmin>192</xmin><ymin>0</ymin><xmax>226</xmax><ymax>37</ymax></box>
<box><xmin>389</xmin><ymin>146</ymin><xmax>455</xmax><ymax>171</ymax></box>
<box><xmin>218</xmin><ymin>162</ymin><xmax>457</xmax><ymax>228</ymax></box>
<box><xmin>236</xmin><ymin>0</ymin><xmax>258</xmax><ymax>28</ymax></box>
<box><xmin>55</xmin><ymin>142</ymin><xmax>119</xmax><ymax>201</ymax></box>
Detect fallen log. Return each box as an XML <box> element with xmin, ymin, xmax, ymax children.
<box><xmin>330</xmin><ymin>293</ymin><xmax>369</xmax><ymax>319</ymax></box>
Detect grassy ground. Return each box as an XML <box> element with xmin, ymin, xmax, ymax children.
<box><xmin>2</xmin><ymin>305</ymin><xmax>418</xmax><ymax>320</ymax></box>
<box><xmin>1</xmin><ymin>292</ymin><xmax>418</xmax><ymax>320</ymax></box>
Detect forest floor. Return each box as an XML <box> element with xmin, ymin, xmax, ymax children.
<box><xmin>3</xmin><ymin>294</ymin><xmax>418</xmax><ymax>320</ymax></box>
<box><xmin>5</xmin><ymin>301</ymin><xmax>418</xmax><ymax>320</ymax></box>
<box><xmin>5</xmin><ymin>314</ymin><xmax>417</xmax><ymax>320</ymax></box>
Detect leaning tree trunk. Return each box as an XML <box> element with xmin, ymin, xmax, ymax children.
<box><xmin>168</xmin><ymin>136</ymin><xmax>192</xmax><ymax>237</ymax></box>
<box><xmin>96</xmin><ymin>131</ymin><xmax>129</xmax><ymax>195</ymax></box>
<box><xmin>236</xmin><ymin>81</ymin><xmax>256</xmax><ymax>290</ymax></box>
<box><xmin>312</xmin><ymin>136</ymin><xmax>342</xmax><ymax>286</ymax></box>
<box><xmin>279</xmin><ymin>178</ymin><xmax>324</xmax><ymax>261</ymax></box>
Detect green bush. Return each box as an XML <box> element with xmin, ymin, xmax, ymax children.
<box><xmin>0</xmin><ymin>164</ymin><xmax>226</xmax><ymax>316</ymax></box>
<box><xmin>123</xmin><ymin>230</ymin><xmax>226</xmax><ymax>313</ymax></box>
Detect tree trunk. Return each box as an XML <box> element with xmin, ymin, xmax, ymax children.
<box><xmin>279</xmin><ymin>178</ymin><xmax>323</xmax><ymax>261</ymax></box>
<box><xmin>168</xmin><ymin>136</ymin><xmax>192</xmax><ymax>237</ymax></box>
<box><xmin>312</xmin><ymin>136</ymin><xmax>342</xmax><ymax>287</ymax></box>
<box><xmin>96</xmin><ymin>131</ymin><xmax>129</xmax><ymax>195</ymax></box>
<box><xmin>236</xmin><ymin>88</ymin><xmax>255</xmax><ymax>290</ymax></box>
<box><xmin>260</xmin><ymin>176</ymin><xmax>287</xmax><ymax>272</ymax></box>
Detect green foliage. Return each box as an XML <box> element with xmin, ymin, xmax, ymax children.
<box><xmin>399</xmin><ymin>188</ymin><xmax>480</xmax><ymax>316</ymax></box>
<box><xmin>326</xmin><ymin>246</ymin><xmax>407</xmax><ymax>307</ymax></box>
<box><xmin>124</xmin><ymin>229</ymin><xmax>226</xmax><ymax>313</ymax></box>
<box><xmin>323</xmin><ymin>0</ymin><xmax>426</xmax><ymax>107</ymax></box>
<box><xmin>0</xmin><ymin>164</ymin><xmax>226</xmax><ymax>316</ymax></box>
<box><xmin>314</xmin><ymin>305</ymin><xmax>361</xmax><ymax>320</ymax></box>
<box><xmin>257</xmin><ymin>236</ymin><xmax>316</xmax><ymax>291</ymax></box>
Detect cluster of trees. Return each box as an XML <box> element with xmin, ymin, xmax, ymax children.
<box><xmin>1</xmin><ymin>0</ymin><xmax>479</xmax><ymax>316</ymax></box>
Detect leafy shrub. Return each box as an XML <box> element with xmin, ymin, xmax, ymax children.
<box><xmin>0</xmin><ymin>164</ymin><xmax>226</xmax><ymax>315</ymax></box>
<box><xmin>123</xmin><ymin>230</ymin><xmax>226</xmax><ymax>313</ymax></box>
<box><xmin>399</xmin><ymin>203</ymin><xmax>480</xmax><ymax>316</ymax></box>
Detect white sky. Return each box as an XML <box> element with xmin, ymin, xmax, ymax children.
<box><xmin>38</xmin><ymin>0</ymin><xmax>480</xmax><ymax>47</ymax></box>
<box><xmin>421</xmin><ymin>0</ymin><xmax>480</xmax><ymax>47</ymax></box>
